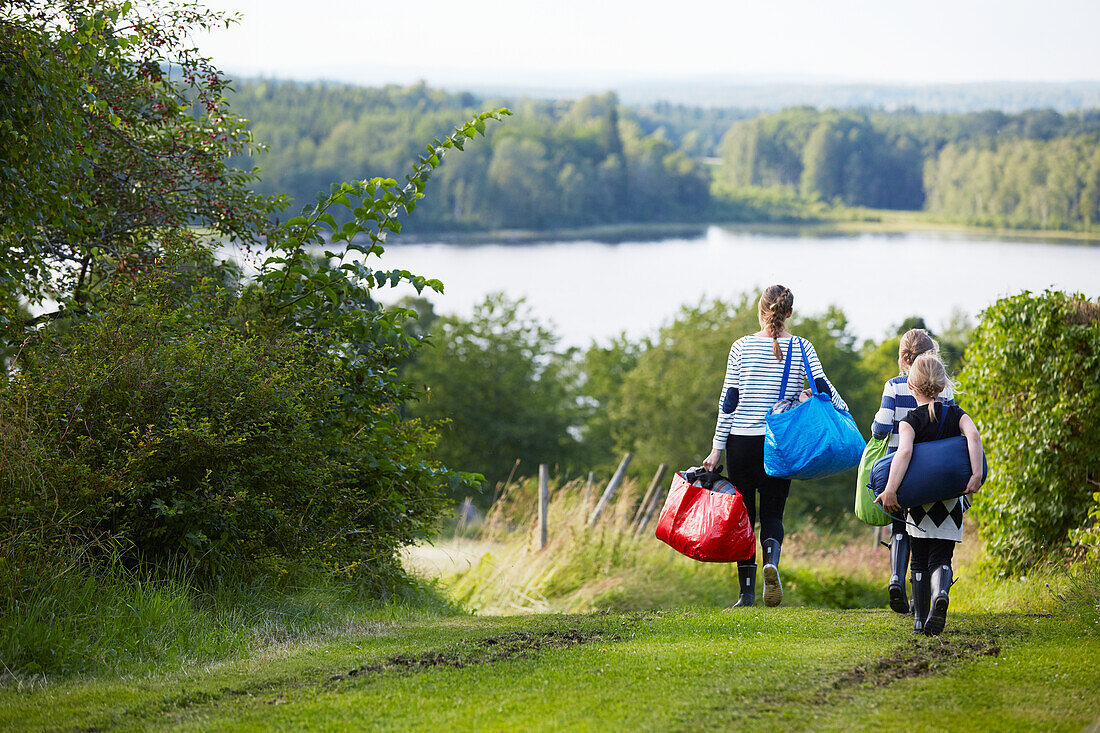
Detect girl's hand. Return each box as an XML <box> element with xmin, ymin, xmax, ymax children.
<box><xmin>703</xmin><ymin>449</ymin><xmax>721</xmax><ymax>472</ymax></box>
<box><xmin>964</xmin><ymin>473</ymin><xmax>982</xmax><ymax>495</ymax></box>
<box><xmin>798</xmin><ymin>389</ymin><xmax>812</xmax><ymax>402</ymax></box>
<box><xmin>876</xmin><ymin>488</ymin><xmax>901</xmax><ymax>514</ymax></box>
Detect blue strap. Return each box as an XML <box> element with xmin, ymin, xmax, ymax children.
<box><xmin>935</xmin><ymin>400</ymin><xmax>949</xmax><ymax>439</ymax></box>
<box><xmin>797</xmin><ymin>338</ymin><xmax>819</xmax><ymax>396</ymax></box>
<box><xmin>777</xmin><ymin>337</ymin><xmax>795</xmax><ymax>398</ymax></box>
<box><xmin>778</xmin><ymin>337</ymin><xmax>819</xmax><ymax>399</ymax></box>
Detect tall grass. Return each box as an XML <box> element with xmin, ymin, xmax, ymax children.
<box><xmin>420</xmin><ymin>471</ymin><xmax>1081</xmax><ymax>617</ymax></box>
<box><xmin>425</xmin><ymin>473</ymin><xmax>891</xmax><ymax>614</ymax></box>
<box><xmin>0</xmin><ymin>537</ymin><xmax>460</xmax><ymax>685</ymax></box>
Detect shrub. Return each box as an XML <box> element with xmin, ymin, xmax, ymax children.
<box><xmin>0</xmin><ymin>270</ymin><xmax>448</xmax><ymax>578</ymax></box>
<box><xmin>959</xmin><ymin>290</ymin><xmax>1100</xmax><ymax>572</ymax></box>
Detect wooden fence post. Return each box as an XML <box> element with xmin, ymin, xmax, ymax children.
<box><xmin>631</xmin><ymin>463</ymin><xmax>668</xmax><ymax>528</ymax></box>
<box><xmin>588</xmin><ymin>453</ymin><xmax>631</xmax><ymax>526</ymax></box>
<box><xmin>538</xmin><ymin>464</ymin><xmax>549</xmax><ymax>550</ymax></box>
<box><xmin>635</xmin><ymin>471</ymin><xmax>670</xmax><ymax>535</ymax></box>
<box><xmin>583</xmin><ymin>471</ymin><xmax>595</xmax><ymax>508</ymax></box>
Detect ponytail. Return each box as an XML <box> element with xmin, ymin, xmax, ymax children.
<box><xmin>909</xmin><ymin>353</ymin><xmax>952</xmax><ymax>418</ymax></box>
<box><xmin>898</xmin><ymin>328</ymin><xmax>937</xmax><ymax>374</ymax></box>
<box><xmin>758</xmin><ymin>285</ymin><xmax>794</xmax><ymax>362</ymax></box>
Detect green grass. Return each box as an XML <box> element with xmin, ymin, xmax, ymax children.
<box><xmin>3</xmin><ymin>474</ymin><xmax>1096</xmax><ymax>729</ymax></box>
<box><xmin>0</xmin><ymin>554</ymin><xmax>460</xmax><ymax>681</ymax></box>
<box><xmin>423</xmin><ymin>476</ymin><xmax>1071</xmax><ymax>617</ymax></box>
<box><xmin>1</xmin><ymin>607</ymin><xmax>1096</xmax><ymax>731</ymax></box>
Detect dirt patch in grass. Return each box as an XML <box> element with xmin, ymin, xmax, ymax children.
<box><xmin>329</xmin><ymin>628</ymin><xmax>621</xmax><ymax>682</ymax></box>
<box><xmin>833</xmin><ymin>636</ymin><xmax>1001</xmax><ymax>690</ymax></box>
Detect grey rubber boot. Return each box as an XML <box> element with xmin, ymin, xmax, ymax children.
<box><xmin>727</xmin><ymin>563</ymin><xmax>756</xmax><ymax>608</ymax></box>
<box><xmin>911</xmin><ymin>569</ymin><xmax>930</xmax><ymax>634</ymax></box>
<box><xmin>924</xmin><ymin>564</ymin><xmax>953</xmax><ymax>636</ymax></box>
<box><xmin>762</xmin><ymin>539</ymin><xmax>783</xmax><ymax>607</ymax></box>
<box><xmin>888</xmin><ymin>532</ymin><xmax>911</xmax><ymax>614</ymax></box>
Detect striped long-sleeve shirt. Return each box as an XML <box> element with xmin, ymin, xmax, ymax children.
<box><xmin>712</xmin><ymin>335</ymin><xmax>849</xmax><ymax>449</ymax></box>
<box><xmin>870</xmin><ymin>375</ymin><xmax>955</xmax><ymax>450</ymax></box>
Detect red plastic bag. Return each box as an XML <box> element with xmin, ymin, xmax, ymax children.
<box><xmin>655</xmin><ymin>470</ymin><xmax>755</xmax><ymax>563</ymax></box>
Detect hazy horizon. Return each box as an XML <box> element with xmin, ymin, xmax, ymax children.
<box><xmin>196</xmin><ymin>0</ymin><xmax>1100</xmax><ymax>89</ymax></box>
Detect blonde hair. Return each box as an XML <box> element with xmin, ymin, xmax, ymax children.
<box><xmin>898</xmin><ymin>328</ymin><xmax>937</xmax><ymax>374</ymax></box>
<box><xmin>908</xmin><ymin>352</ymin><xmax>953</xmax><ymax>420</ymax></box>
<box><xmin>758</xmin><ymin>285</ymin><xmax>794</xmax><ymax>361</ymax></box>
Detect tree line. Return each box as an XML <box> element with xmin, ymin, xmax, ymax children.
<box><xmin>228</xmin><ymin>80</ymin><xmax>1100</xmax><ymax>231</ymax></box>
<box><xmin>228</xmin><ymin>83</ymin><xmax>720</xmax><ymax>231</ymax></box>
<box><xmin>719</xmin><ymin>106</ymin><xmax>1100</xmax><ymax>225</ymax></box>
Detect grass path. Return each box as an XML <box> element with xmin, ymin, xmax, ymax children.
<box><xmin>2</xmin><ymin>608</ymin><xmax>1097</xmax><ymax>731</ymax></box>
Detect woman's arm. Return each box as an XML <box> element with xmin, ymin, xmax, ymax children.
<box><xmin>803</xmin><ymin>340</ymin><xmax>849</xmax><ymax>412</ymax></box>
<box><xmin>871</xmin><ymin>380</ymin><xmax>896</xmax><ymax>440</ymax></box>
<box><xmin>877</xmin><ymin>422</ymin><xmax>915</xmax><ymax>513</ymax></box>
<box><xmin>706</xmin><ymin>340</ymin><xmax>741</xmax><ymax>471</ymax></box>
<box><xmin>959</xmin><ymin>413</ymin><xmax>984</xmax><ymax>494</ymax></box>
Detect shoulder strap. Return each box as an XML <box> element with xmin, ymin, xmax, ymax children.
<box><xmin>798</xmin><ymin>338</ymin><xmax>819</xmax><ymax>396</ymax></box>
<box><xmin>935</xmin><ymin>401</ymin><xmax>949</xmax><ymax>439</ymax></box>
<box><xmin>777</xmin><ymin>337</ymin><xmax>796</xmax><ymax>398</ymax></box>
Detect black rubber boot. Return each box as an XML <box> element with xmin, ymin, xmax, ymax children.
<box><xmin>762</xmin><ymin>539</ymin><xmax>783</xmax><ymax>607</ymax></box>
<box><xmin>924</xmin><ymin>564</ymin><xmax>953</xmax><ymax>636</ymax></box>
<box><xmin>888</xmin><ymin>531</ymin><xmax>911</xmax><ymax>614</ymax></box>
<box><xmin>911</xmin><ymin>569</ymin><xmax>930</xmax><ymax>634</ymax></box>
<box><xmin>726</xmin><ymin>563</ymin><xmax>756</xmax><ymax>608</ymax></box>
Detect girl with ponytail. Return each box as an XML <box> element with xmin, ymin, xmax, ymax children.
<box><xmin>876</xmin><ymin>352</ymin><xmax>984</xmax><ymax>635</ymax></box>
<box><xmin>703</xmin><ymin>285</ymin><xmax>850</xmax><ymax>608</ymax></box>
<box><xmin>869</xmin><ymin>328</ymin><xmax>955</xmax><ymax>618</ymax></box>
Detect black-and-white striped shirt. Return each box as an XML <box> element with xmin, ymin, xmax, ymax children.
<box><xmin>712</xmin><ymin>335</ymin><xmax>849</xmax><ymax>448</ymax></box>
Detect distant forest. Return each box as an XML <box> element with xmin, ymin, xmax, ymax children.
<box><xmin>226</xmin><ymin>80</ymin><xmax>1100</xmax><ymax>232</ymax></box>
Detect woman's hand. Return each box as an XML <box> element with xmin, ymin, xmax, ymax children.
<box><xmin>798</xmin><ymin>389</ymin><xmax>812</xmax><ymax>402</ymax></box>
<box><xmin>703</xmin><ymin>449</ymin><xmax>721</xmax><ymax>472</ymax></box>
<box><xmin>876</xmin><ymin>488</ymin><xmax>901</xmax><ymax>514</ymax></box>
<box><xmin>964</xmin><ymin>473</ymin><xmax>982</xmax><ymax>495</ymax></box>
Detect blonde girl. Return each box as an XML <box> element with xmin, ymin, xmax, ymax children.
<box><xmin>876</xmin><ymin>353</ymin><xmax>984</xmax><ymax>635</ymax></box>
<box><xmin>870</xmin><ymin>329</ymin><xmax>954</xmax><ymax>616</ymax></box>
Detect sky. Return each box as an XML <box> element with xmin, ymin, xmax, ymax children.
<box><xmin>193</xmin><ymin>0</ymin><xmax>1100</xmax><ymax>88</ymax></box>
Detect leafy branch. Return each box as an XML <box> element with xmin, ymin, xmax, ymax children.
<box><xmin>258</xmin><ymin>108</ymin><xmax>512</xmax><ymax>331</ymax></box>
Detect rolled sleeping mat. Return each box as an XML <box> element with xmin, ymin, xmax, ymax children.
<box><xmin>868</xmin><ymin>436</ymin><xmax>987</xmax><ymax>508</ymax></box>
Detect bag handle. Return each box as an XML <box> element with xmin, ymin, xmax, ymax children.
<box><xmin>797</xmin><ymin>338</ymin><xmax>819</xmax><ymax>396</ymax></box>
<box><xmin>778</xmin><ymin>337</ymin><xmax>818</xmax><ymax>399</ymax></box>
<box><xmin>777</xmin><ymin>337</ymin><xmax>796</xmax><ymax>398</ymax></box>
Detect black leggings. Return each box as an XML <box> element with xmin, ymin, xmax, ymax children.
<box><xmin>725</xmin><ymin>435</ymin><xmax>791</xmax><ymax>562</ymax></box>
<box><xmin>910</xmin><ymin>537</ymin><xmax>955</xmax><ymax>573</ymax></box>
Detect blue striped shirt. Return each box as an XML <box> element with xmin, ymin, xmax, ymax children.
<box><xmin>712</xmin><ymin>335</ymin><xmax>849</xmax><ymax>448</ymax></box>
<box><xmin>871</xmin><ymin>375</ymin><xmax>956</xmax><ymax>449</ymax></box>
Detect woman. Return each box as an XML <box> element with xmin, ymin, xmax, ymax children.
<box><xmin>703</xmin><ymin>285</ymin><xmax>849</xmax><ymax>607</ymax></box>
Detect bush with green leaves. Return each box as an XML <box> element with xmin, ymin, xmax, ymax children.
<box><xmin>959</xmin><ymin>290</ymin><xmax>1100</xmax><ymax>572</ymax></box>
<box><xmin>2</xmin><ymin>101</ymin><xmax>511</xmax><ymax>580</ymax></box>
<box><xmin>1</xmin><ymin>0</ymin><xmax>280</xmax><ymax>331</ymax></box>
<box><xmin>403</xmin><ymin>293</ymin><xmax>587</xmax><ymax>496</ymax></box>
<box><xmin>0</xmin><ymin>271</ymin><xmax>438</xmax><ymax>577</ymax></box>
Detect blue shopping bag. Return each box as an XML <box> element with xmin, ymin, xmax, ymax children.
<box><xmin>764</xmin><ymin>338</ymin><xmax>865</xmax><ymax>480</ymax></box>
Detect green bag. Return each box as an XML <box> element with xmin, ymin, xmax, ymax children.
<box><xmin>854</xmin><ymin>436</ymin><xmax>891</xmax><ymax>526</ymax></box>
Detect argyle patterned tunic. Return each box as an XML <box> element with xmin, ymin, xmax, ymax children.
<box><xmin>903</xmin><ymin>402</ymin><xmax>971</xmax><ymax>542</ymax></box>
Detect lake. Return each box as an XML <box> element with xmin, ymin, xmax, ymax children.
<box><xmin>255</xmin><ymin>226</ymin><xmax>1100</xmax><ymax>347</ymax></box>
